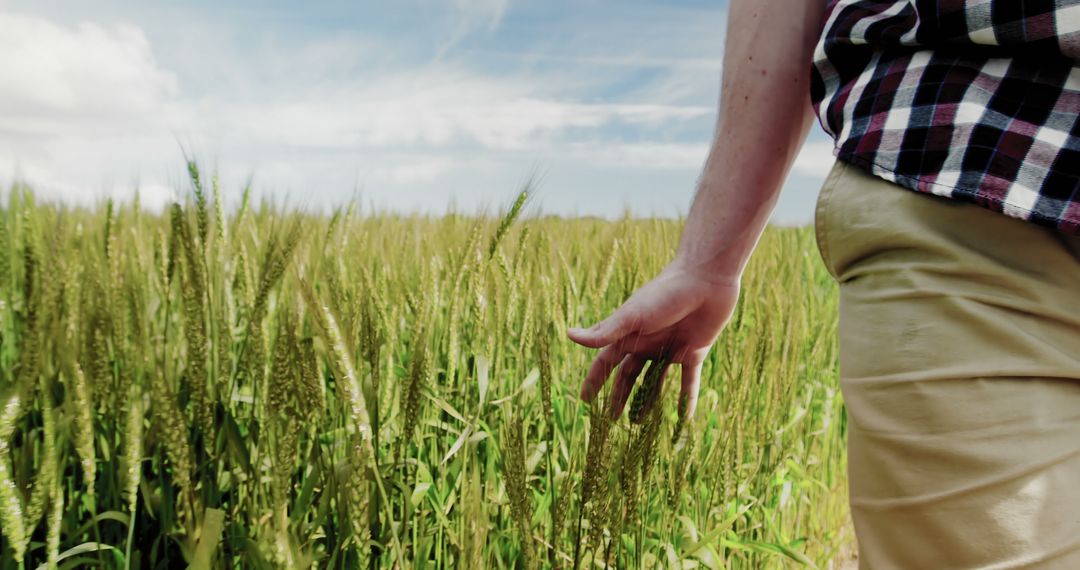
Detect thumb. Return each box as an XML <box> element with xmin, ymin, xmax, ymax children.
<box><xmin>567</xmin><ymin>309</ymin><xmax>636</xmax><ymax>348</ymax></box>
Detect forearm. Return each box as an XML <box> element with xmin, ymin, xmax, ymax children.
<box><xmin>675</xmin><ymin>0</ymin><xmax>827</xmax><ymax>281</ymax></box>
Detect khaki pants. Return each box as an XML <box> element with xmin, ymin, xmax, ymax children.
<box><xmin>814</xmin><ymin>160</ymin><xmax>1080</xmax><ymax>569</ymax></box>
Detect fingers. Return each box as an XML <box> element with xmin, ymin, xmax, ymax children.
<box><xmin>582</xmin><ymin>347</ymin><xmax>702</xmax><ymax>421</ymax></box>
<box><xmin>628</xmin><ymin>361</ymin><xmax>671</xmax><ymax>423</ymax></box>
<box><xmin>610</xmin><ymin>354</ymin><xmax>647</xmax><ymax>420</ymax></box>
<box><xmin>679</xmin><ymin>358</ymin><xmax>703</xmax><ymax>420</ymax></box>
<box><xmin>580</xmin><ymin>344</ymin><xmax>625</xmax><ymax>402</ymax></box>
<box><xmin>579</xmin><ymin>327</ymin><xmax>677</xmax><ymax>401</ymax></box>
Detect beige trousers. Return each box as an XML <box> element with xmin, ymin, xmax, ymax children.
<box><xmin>814</xmin><ymin>160</ymin><xmax>1080</xmax><ymax>569</ymax></box>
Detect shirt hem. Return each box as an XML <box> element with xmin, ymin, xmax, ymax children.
<box><xmin>830</xmin><ymin>148</ymin><xmax>1079</xmax><ymax>237</ymax></box>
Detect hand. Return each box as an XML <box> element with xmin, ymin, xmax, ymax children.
<box><xmin>567</xmin><ymin>260</ymin><xmax>740</xmax><ymax>420</ymax></box>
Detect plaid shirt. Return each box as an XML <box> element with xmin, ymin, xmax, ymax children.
<box><xmin>810</xmin><ymin>0</ymin><xmax>1080</xmax><ymax>235</ymax></box>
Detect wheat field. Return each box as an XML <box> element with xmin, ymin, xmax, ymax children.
<box><xmin>0</xmin><ymin>168</ymin><xmax>849</xmax><ymax>569</ymax></box>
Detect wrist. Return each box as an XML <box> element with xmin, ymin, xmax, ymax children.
<box><xmin>667</xmin><ymin>254</ymin><xmax>741</xmax><ymax>288</ymax></box>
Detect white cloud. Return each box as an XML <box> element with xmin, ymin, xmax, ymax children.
<box><xmin>436</xmin><ymin>0</ymin><xmax>509</xmax><ymax>56</ymax></box>
<box><xmin>3</xmin><ymin>160</ymin><xmax>176</xmax><ymax>211</ymax></box>
<box><xmin>384</xmin><ymin>156</ymin><xmax>457</xmax><ymax>185</ymax></box>
<box><xmin>557</xmin><ymin>142</ymin><xmax>706</xmax><ymax>170</ymax></box>
<box><xmin>0</xmin><ymin>13</ymin><xmax>178</xmax><ymax>136</ymax></box>
<box><xmin>0</xmin><ymin>5</ymin><xmax>822</xmax><ymax>224</ymax></box>
<box><xmin>0</xmin><ymin>12</ymin><xmax>184</xmax><ymax>208</ymax></box>
<box><xmin>185</xmin><ymin>65</ymin><xmax>711</xmax><ymax>156</ymax></box>
<box><xmin>791</xmin><ymin>140</ymin><xmax>837</xmax><ymax>178</ymax></box>
<box><xmin>487</xmin><ymin>52</ymin><xmax>722</xmax><ymax>70</ymax></box>
<box><xmin>452</xmin><ymin>0</ymin><xmax>507</xmax><ymax>32</ymax></box>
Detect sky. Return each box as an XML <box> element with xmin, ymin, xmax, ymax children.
<box><xmin>0</xmin><ymin>0</ymin><xmax>837</xmax><ymax>223</ymax></box>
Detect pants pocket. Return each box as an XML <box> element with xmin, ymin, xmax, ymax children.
<box><xmin>814</xmin><ymin>158</ymin><xmax>846</xmax><ymax>281</ymax></box>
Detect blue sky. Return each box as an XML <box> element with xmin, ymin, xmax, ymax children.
<box><xmin>0</xmin><ymin>0</ymin><xmax>836</xmax><ymax>223</ymax></box>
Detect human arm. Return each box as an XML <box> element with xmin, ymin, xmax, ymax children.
<box><xmin>568</xmin><ymin>0</ymin><xmax>828</xmax><ymax>419</ymax></box>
